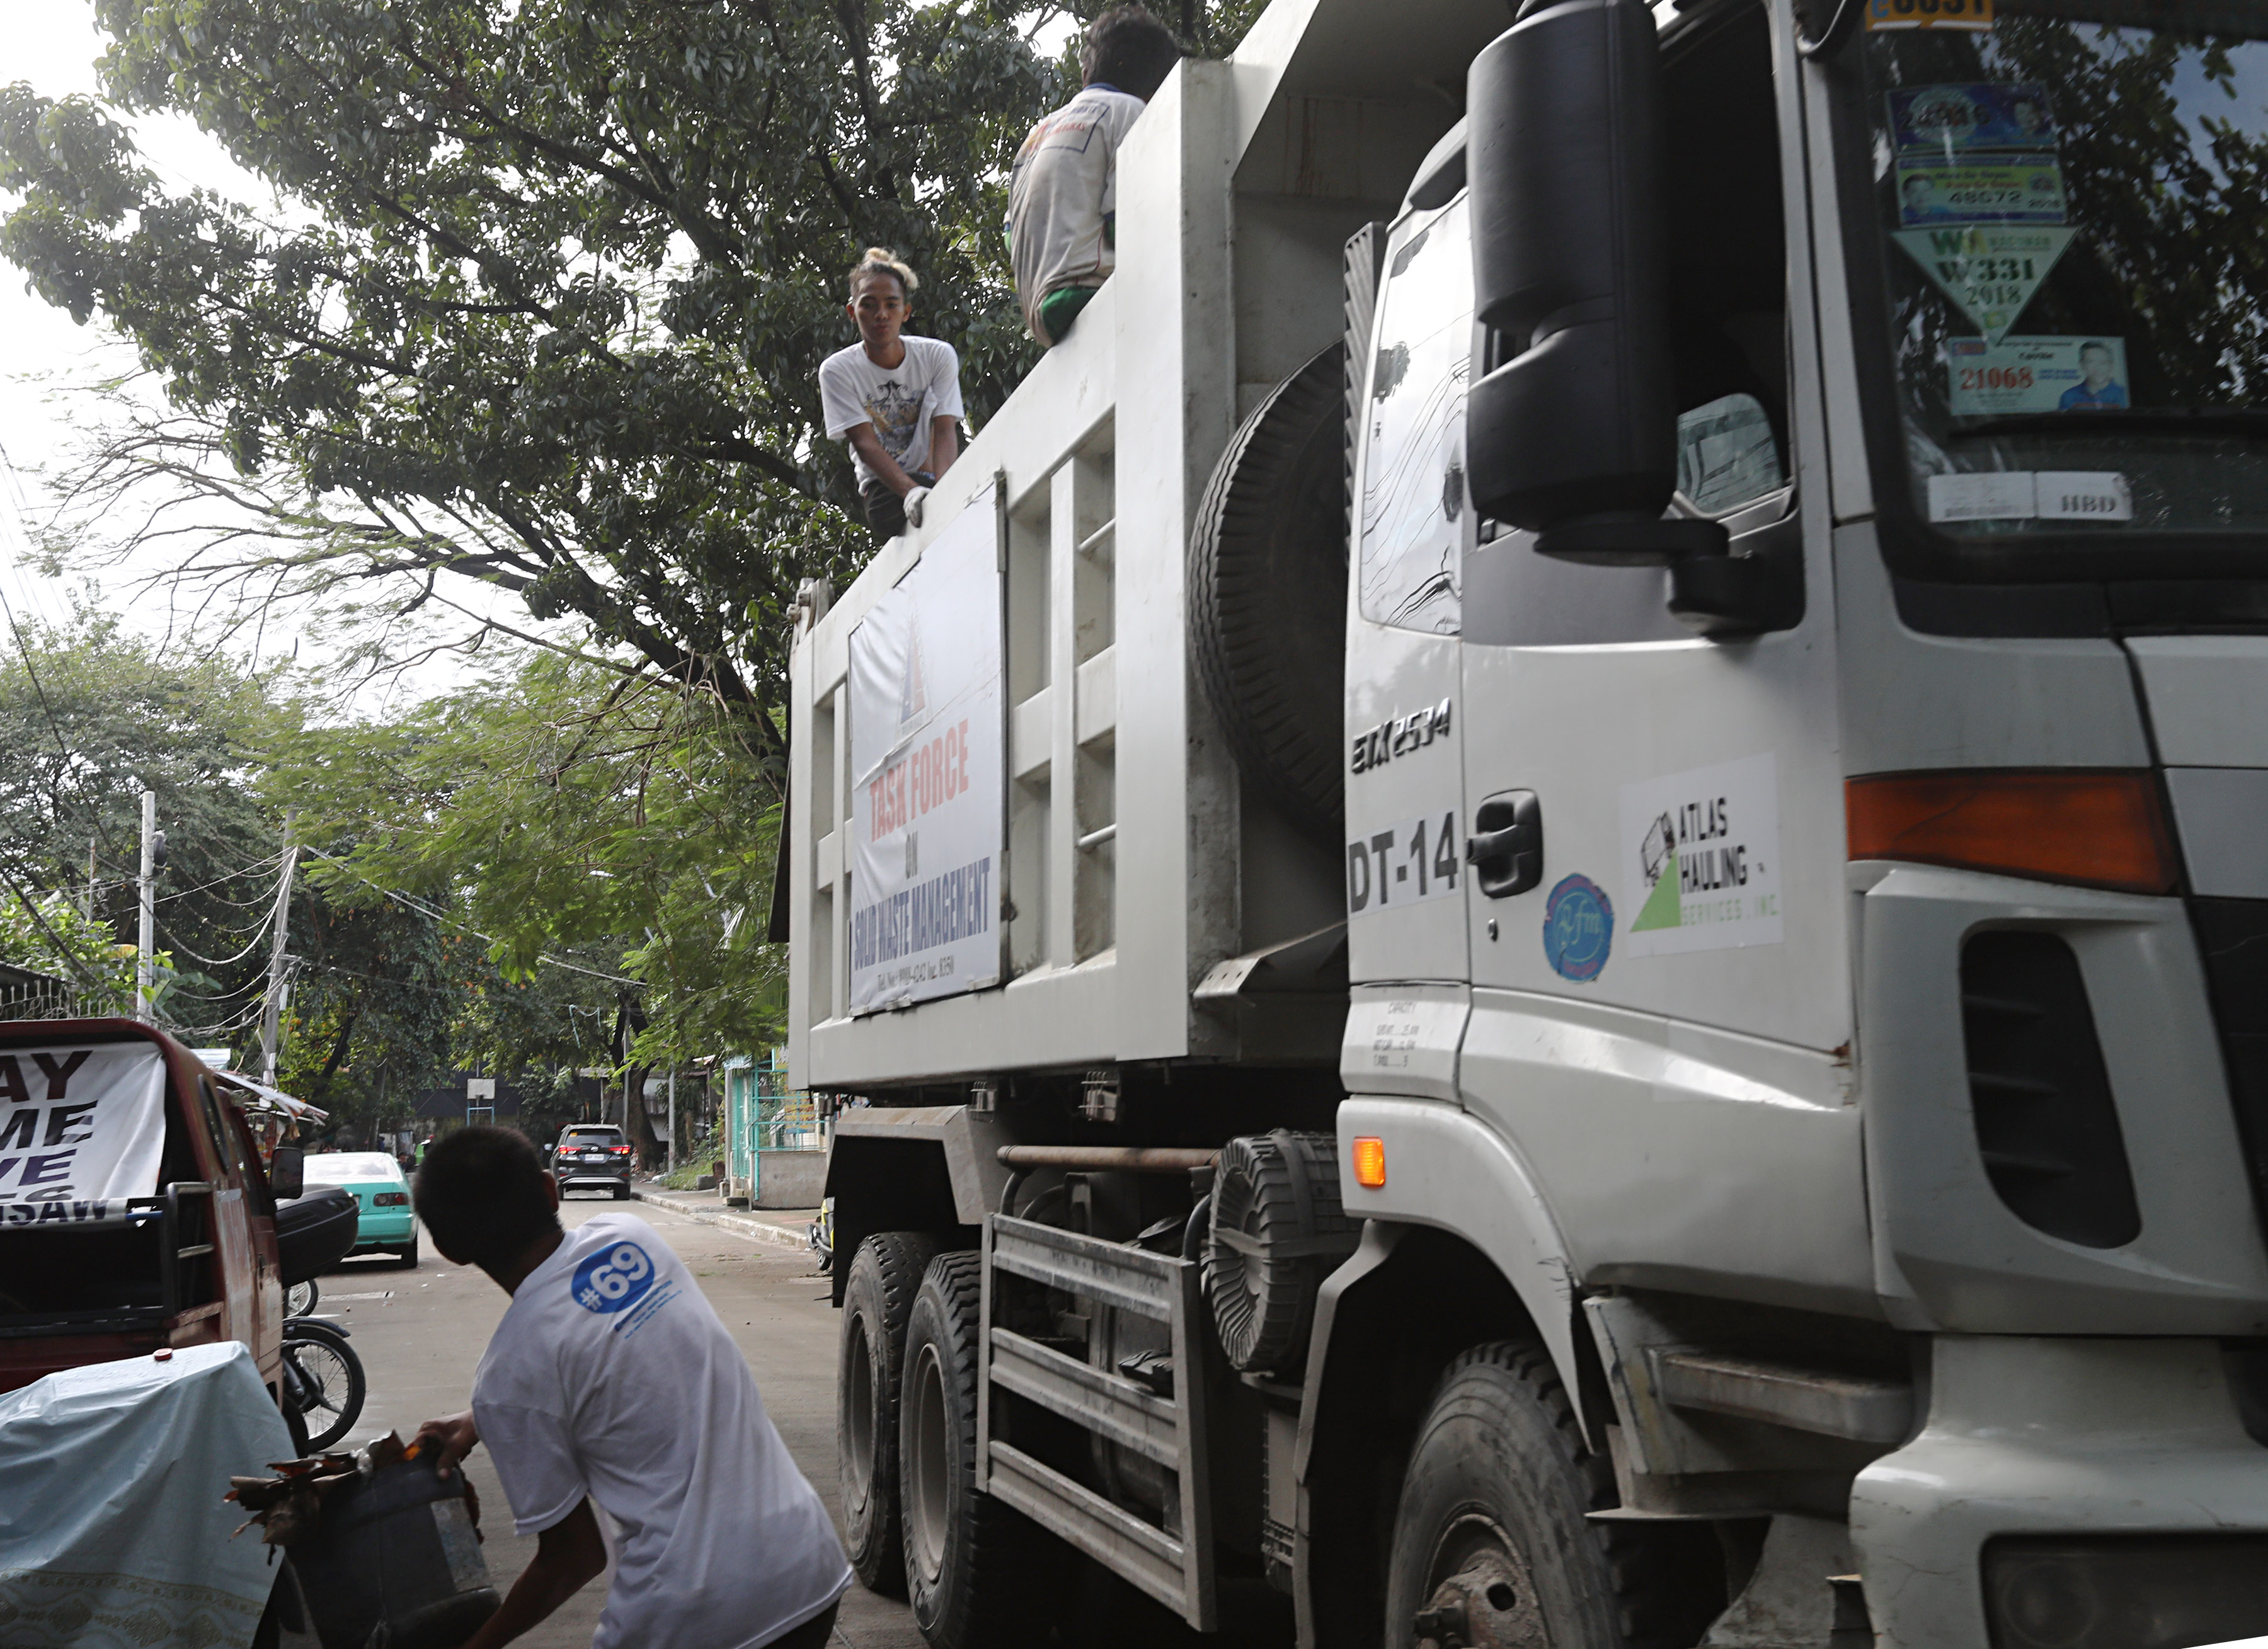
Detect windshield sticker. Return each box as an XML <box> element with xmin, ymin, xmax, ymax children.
<box><xmin>2036</xmin><ymin>472</ymin><xmax>2134</xmax><ymax>523</ymax></box>
<box><xmin>1676</xmin><ymin>395</ymin><xmax>1784</xmax><ymax>515</ymax></box>
<box><xmin>1542</xmin><ymin>876</ymin><xmax>1614</xmax><ymax>983</ymax></box>
<box><xmin>1928</xmin><ymin>472</ymin><xmax>2037</xmax><ymax>522</ymax></box>
<box><xmin>1894</xmin><ymin>226</ymin><xmax>2075</xmax><ymax>345</ymax></box>
<box><xmin>1949</xmin><ymin>337</ymin><xmax>2129</xmax><ymax>416</ymax></box>
<box><xmin>1618</xmin><ymin>754</ymin><xmax>1783</xmax><ymax>959</ymax></box>
<box><xmin>1867</xmin><ymin>0</ymin><xmax>1993</xmax><ymax>28</ymax></box>
<box><xmin>1889</xmin><ymin>84</ymin><xmax>2055</xmax><ymax>155</ymax></box>
<box><xmin>1896</xmin><ymin>156</ymin><xmax>2068</xmax><ymax>227</ymax></box>
<box><xmin>1925</xmin><ymin>471</ymin><xmax>2132</xmax><ymax>524</ymax></box>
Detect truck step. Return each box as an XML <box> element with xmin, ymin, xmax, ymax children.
<box><xmin>1649</xmin><ymin>1349</ymin><xmax>1913</xmax><ymax>1444</ymax></box>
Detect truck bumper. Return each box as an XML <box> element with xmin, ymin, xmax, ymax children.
<box><xmin>1851</xmin><ymin>1336</ymin><xmax>2268</xmax><ymax>1649</ymax></box>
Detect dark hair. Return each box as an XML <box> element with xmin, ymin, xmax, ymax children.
<box><xmin>413</xmin><ymin>1126</ymin><xmax>558</xmax><ymax>1269</ymax></box>
<box><xmin>1082</xmin><ymin>5</ymin><xmax>1181</xmax><ymax>101</ymax></box>
<box><xmin>2080</xmin><ymin>340</ymin><xmax>2110</xmax><ymax>358</ymax></box>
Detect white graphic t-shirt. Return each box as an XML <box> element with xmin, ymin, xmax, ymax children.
<box><xmin>472</xmin><ymin>1214</ymin><xmax>850</xmax><ymax>1649</ymax></box>
<box><xmin>819</xmin><ymin>334</ymin><xmax>965</xmax><ymax>488</ymax></box>
<box><xmin>1006</xmin><ymin>86</ymin><xmax>1148</xmax><ymax>340</ymax></box>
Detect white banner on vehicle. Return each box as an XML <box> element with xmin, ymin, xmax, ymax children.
<box><xmin>847</xmin><ymin>488</ymin><xmax>1005</xmax><ymax>1015</ymax></box>
<box><xmin>0</xmin><ymin>1042</ymin><xmax>166</xmax><ymax>1225</ymax></box>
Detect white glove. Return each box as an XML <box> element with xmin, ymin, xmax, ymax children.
<box><xmin>902</xmin><ymin>486</ymin><xmax>931</xmax><ymax>529</ymax></box>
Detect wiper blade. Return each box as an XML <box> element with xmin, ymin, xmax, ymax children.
<box><xmin>1948</xmin><ymin>410</ymin><xmax>2268</xmax><ymax>438</ymax></box>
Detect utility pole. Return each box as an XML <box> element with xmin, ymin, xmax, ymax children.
<box><xmin>260</xmin><ymin>816</ymin><xmax>300</xmax><ymax>1084</ymax></box>
<box><xmin>136</xmin><ymin>792</ymin><xmax>157</xmax><ymax>1022</ymax></box>
<box><xmin>83</xmin><ymin>838</ymin><xmax>96</xmax><ymax>922</ymax></box>
<box><xmin>667</xmin><ymin>1068</ymin><xmax>677</xmax><ymax>1175</ymax></box>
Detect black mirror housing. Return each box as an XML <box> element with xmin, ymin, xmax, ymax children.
<box><xmin>268</xmin><ymin>1143</ymin><xmax>304</xmax><ymax>1202</ymax></box>
<box><xmin>1465</xmin><ymin>0</ymin><xmax>1681</xmax><ymax>537</ymax></box>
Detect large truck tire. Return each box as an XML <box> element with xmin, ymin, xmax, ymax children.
<box><xmin>1387</xmin><ymin>1342</ymin><xmax>1720</xmax><ymax>1649</ymax></box>
<box><xmin>1189</xmin><ymin>345</ymin><xmax>1348</xmax><ymax>845</ymax></box>
<box><xmin>900</xmin><ymin>1250</ymin><xmax>1060</xmax><ymax>1649</ymax></box>
<box><xmin>839</xmin><ymin>1231</ymin><xmax>939</xmax><ymax>1595</ymax></box>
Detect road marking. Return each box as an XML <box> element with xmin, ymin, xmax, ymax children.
<box><xmin>325</xmin><ymin>1291</ymin><xmax>394</xmax><ymax>1301</ymax></box>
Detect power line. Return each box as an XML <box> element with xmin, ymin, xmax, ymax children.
<box><xmin>299</xmin><ymin>846</ymin><xmax>642</xmax><ymax>987</ymax></box>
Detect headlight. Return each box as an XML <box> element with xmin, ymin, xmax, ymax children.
<box><xmin>1984</xmin><ymin>1534</ymin><xmax>2268</xmax><ymax>1649</ymax></box>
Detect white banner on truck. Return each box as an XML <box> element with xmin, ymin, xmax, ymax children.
<box><xmin>847</xmin><ymin>488</ymin><xmax>1005</xmax><ymax>1015</ymax></box>
<box><xmin>0</xmin><ymin>1042</ymin><xmax>166</xmax><ymax>1224</ymax></box>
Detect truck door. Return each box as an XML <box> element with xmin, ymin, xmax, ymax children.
<box><xmin>1344</xmin><ymin>193</ymin><xmax>1473</xmax><ymax>1073</ymax></box>
<box><xmin>1453</xmin><ymin>2</ymin><xmax>1872</xmax><ymax>1308</ymax></box>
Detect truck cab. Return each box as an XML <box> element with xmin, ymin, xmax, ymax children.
<box><xmin>793</xmin><ymin>3</ymin><xmax>2268</xmax><ymax>1647</ymax></box>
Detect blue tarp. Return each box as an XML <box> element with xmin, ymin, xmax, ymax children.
<box><xmin>0</xmin><ymin>1342</ymin><xmax>293</xmax><ymax>1648</ymax></box>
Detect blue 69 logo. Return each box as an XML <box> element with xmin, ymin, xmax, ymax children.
<box><xmin>572</xmin><ymin>1241</ymin><xmax>656</xmax><ymax>1314</ymax></box>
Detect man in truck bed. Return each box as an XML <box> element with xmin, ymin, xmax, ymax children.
<box><xmin>1006</xmin><ymin>4</ymin><xmax>1182</xmax><ymax>346</ymax></box>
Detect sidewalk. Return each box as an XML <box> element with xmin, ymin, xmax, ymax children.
<box><xmin>631</xmin><ymin>1185</ymin><xmax>820</xmax><ymax>1253</ymax></box>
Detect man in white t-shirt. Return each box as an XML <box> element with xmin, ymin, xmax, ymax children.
<box><xmin>1006</xmin><ymin>6</ymin><xmax>1181</xmax><ymax>347</ymax></box>
<box><xmin>411</xmin><ymin>1127</ymin><xmax>849</xmax><ymax>1649</ymax></box>
<box><xmin>818</xmin><ymin>248</ymin><xmax>965</xmax><ymax>547</ymax></box>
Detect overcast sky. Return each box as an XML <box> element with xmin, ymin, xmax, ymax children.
<box><xmin>1</xmin><ymin>1</ymin><xmax>272</xmax><ymax>629</ymax></box>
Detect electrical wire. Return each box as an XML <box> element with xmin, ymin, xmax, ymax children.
<box><xmin>300</xmin><ymin>846</ymin><xmax>643</xmax><ymax>986</ymax></box>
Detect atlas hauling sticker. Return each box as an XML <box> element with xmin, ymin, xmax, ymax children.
<box><xmin>1620</xmin><ymin>753</ymin><xmax>1784</xmax><ymax>958</ymax></box>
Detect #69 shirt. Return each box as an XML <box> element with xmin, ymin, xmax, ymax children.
<box><xmin>472</xmin><ymin>1214</ymin><xmax>849</xmax><ymax>1649</ymax></box>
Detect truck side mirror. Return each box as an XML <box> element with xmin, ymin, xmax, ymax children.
<box><xmin>268</xmin><ymin>1144</ymin><xmax>304</xmax><ymax>1202</ymax></box>
<box><xmin>1464</xmin><ymin>0</ymin><xmax>1724</xmax><ymax>566</ymax></box>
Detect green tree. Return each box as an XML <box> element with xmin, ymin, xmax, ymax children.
<box><xmin>274</xmin><ymin>648</ymin><xmax>783</xmax><ymax>1155</ymax></box>
<box><xmin>0</xmin><ymin>610</ymin><xmax>295</xmax><ymax>1041</ymax></box>
<box><xmin>1</xmin><ymin>0</ymin><xmax>1266</xmax><ymax>763</ymax></box>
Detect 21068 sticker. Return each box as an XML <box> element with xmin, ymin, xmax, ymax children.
<box><xmin>572</xmin><ymin>1241</ymin><xmax>656</xmax><ymax>1314</ymax></box>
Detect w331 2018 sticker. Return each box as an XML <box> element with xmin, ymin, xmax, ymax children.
<box><xmin>572</xmin><ymin>1241</ymin><xmax>656</xmax><ymax>1314</ymax></box>
<box><xmin>1347</xmin><ymin>811</ymin><xmax>1460</xmax><ymax>915</ymax></box>
<box><xmin>1867</xmin><ymin>0</ymin><xmax>1993</xmax><ymax>29</ymax></box>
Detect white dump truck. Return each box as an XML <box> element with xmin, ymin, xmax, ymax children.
<box><xmin>788</xmin><ymin>1</ymin><xmax>2268</xmax><ymax>1645</ymax></box>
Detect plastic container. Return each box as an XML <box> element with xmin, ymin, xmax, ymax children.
<box><xmin>289</xmin><ymin>1451</ymin><xmax>500</xmax><ymax>1649</ymax></box>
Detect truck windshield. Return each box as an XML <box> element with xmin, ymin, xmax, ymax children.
<box><xmin>1854</xmin><ymin>3</ymin><xmax>2268</xmax><ymax>562</ymax></box>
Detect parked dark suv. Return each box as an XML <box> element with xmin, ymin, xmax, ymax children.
<box><xmin>550</xmin><ymin>1124</ymin><xmax>633</xmax><ymax>1198</ymax></box>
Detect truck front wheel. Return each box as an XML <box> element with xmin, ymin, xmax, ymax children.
<box><xmin>900</xmin><ymin>1250</ymin><xmax>1057</xmax><ymax>1649</ymax></box>
<box><xmin>840</xmin><ymin>1231</ymin><xmax>939</xmax><ymax>1594</ymax></box>
<box><xmin>1387</xmin><ymin>1342</ymin><xmax>1716</xmax><ymax>1649</ymax></box>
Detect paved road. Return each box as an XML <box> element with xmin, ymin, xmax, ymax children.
<box><xmin>325</xmin><ymin>1195</ymin><xmax>1288</xmax><ymax>1649</ymax></box>
<box><xmin>319</xmin><ymin>1195</ymin><xmax>922</xmax><ymax>1649</ymax></box>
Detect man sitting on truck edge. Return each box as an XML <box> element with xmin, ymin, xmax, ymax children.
<box><xmin>1006</xmin><ymin>5</ymin><xmax>1183</xmax><ymax>348</ymax></box>
<box><xmin>409</xmin><ymin>1127</ymin><xmax>849</xmax><ymax>1649</ymax></box>
<box><xmin>818</xmin><ymin>248</ymin><xmax>965</xmax><ymax>547</ymax></box>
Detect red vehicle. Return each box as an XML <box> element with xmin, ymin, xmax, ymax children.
<box><xmin>0</xmin><ymin>1019</ymin><xmax>308</xmax><ymax>1415</ymax></box>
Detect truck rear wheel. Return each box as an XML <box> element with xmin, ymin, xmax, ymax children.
<box><xmin>901</xmin><ymin>1250</ymin><xmax>1058</xmax><ymax>1649</ymax></box>
<box><xmin>840</xmin><ymin>1231</ymin><xmax>939</xmax><ymax>1594</ymax></box>
<box><xmin>1387</xmin><ymin>1342</ymin><xmax>1717</xmax><ymax>1649</ymax></box>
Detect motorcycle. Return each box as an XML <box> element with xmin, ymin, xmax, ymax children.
<box><xmin>280</xmin><ymin>1316</ymin><xmax>366</xmax><ymax>1453</ymax></box>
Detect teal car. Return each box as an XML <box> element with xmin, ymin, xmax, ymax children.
<box><xmin>306</xmin><ymin>1151</ymin><xmax>420</xmax><ymax>1269</ymax></box>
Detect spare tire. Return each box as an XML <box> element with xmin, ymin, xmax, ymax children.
<box><xmin>1205</xmin><ymin>1130</ymin><xmax>1360</xmax><ymax>1376</ymax></box>
<box><xmin>1190</xmin><ymin>346</ymin><xmax>1348</xmax><ymax>844</ymax></box>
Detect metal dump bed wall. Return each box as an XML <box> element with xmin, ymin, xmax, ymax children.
<box><xmin>788</xmin><ymin>65</ymin><xmax>1240</xmax><ymax>1092</ymax></box>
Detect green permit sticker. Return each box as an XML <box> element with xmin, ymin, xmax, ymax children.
<box><xmin>1894</xmin><ymin>225</ymin><xmax>2076</xmax><ymax>344</ymax></box>
<box><xmin>1895</xmin><ymin>156</ymin><xmax>2068</xmax><ymax>227</ymax></box>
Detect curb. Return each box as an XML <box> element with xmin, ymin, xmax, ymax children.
<box><xmin>633</xmin><ymin>1189</ymin><xmax>814</xmax><ymax>1253</ymax></box>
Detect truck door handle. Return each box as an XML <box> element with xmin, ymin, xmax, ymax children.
<box><xmin>1465</xmin><ymin>790</ymin><xmax>1542</xmax><ymax>899</ymax></box>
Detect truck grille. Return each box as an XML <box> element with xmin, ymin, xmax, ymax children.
<box><xmin>2191</xmin><ymin>898</ymin><xmax>2268</xmax><ymax>1228</ymax></box>
<box><xmin>1959</xmin><ymin>931</ymin><xmax>2141</xmax><ymax>1249</ymax></box>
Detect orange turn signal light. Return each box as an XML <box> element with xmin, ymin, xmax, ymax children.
<box><xmin>1351</xmin><ymin>1136</ymin><xmax>1387</xmax><ymax>1189</ymax></box>
<box><xmin>1847</xmin><ymin>769</ymin><xmax>2177</xmax><ymax>896</ymax></box>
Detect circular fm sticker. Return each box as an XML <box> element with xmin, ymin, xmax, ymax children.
<box><xmin>1543</xmin><ymin>874</ymin><xmax>1615</xmax><ymax>983</ymax></box>
<box><xmin>571</xmin><ymin>1241</ymin><xmax>656</xmax><ymax>1314</ymax></box>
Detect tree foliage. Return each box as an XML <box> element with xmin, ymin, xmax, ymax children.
<box><xmin>0</xmin><ymin>0</ymin><xmax>1261</xmax><ymax>755</ymax></box>
<box><xmin>274</xmin><ymin>651</ymin><xmax>784</xmax><ymax>1076</ymax></box>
